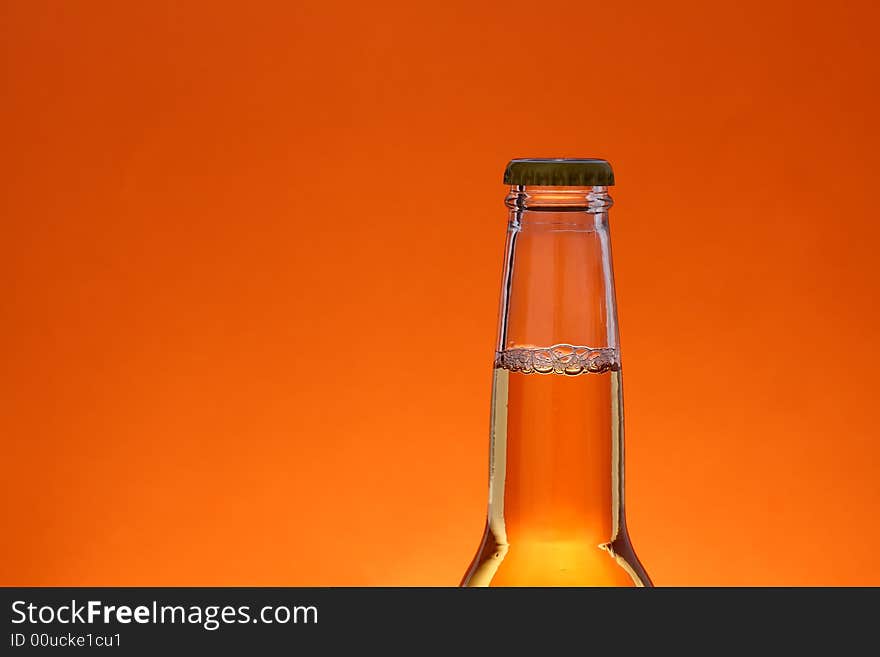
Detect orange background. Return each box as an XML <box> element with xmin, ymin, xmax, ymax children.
<box><xmin>3</xmin><ymin>1</ymin><xmax>879</xmax><ymax>586</ymax></box>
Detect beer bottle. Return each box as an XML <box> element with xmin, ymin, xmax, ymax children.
<box><xmin>462</xmin><ymin>159</ymin><xmax>651</xmax><ymax>587</ymax></box>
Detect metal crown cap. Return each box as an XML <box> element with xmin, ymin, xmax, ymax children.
<box><xmin>503</xmin><ymin>158</ymin><xmax>615</xmax><ymax>187</ymax></box>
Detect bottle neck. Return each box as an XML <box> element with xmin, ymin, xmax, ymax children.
<box><xmin>490</xmin><ymin>183</ymin><xmax>628</xmax><ymax>552</ymax></box>
<box><xmin>464</xmin><ymin>181</ymin><xmax>649</xmax><ymax>586</ymax></box>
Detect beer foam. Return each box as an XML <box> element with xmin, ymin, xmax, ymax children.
<box><xmin>495</xmin><ymin>345</ymin><xmax>620</xmax><ymax>375</ymax></box>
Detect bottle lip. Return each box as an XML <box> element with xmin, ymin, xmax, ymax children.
<box><xmin>505</xmin><ymin>185</ymin><xmax>613</xmax><ymax>213</ymax></box>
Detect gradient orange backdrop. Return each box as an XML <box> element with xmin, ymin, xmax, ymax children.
<box><xmin>3</xmin><ymin>1</ymin><xmax>879</xmax><ymax>586</ymax></box>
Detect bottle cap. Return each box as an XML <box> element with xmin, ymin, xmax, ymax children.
<box><xmin>503</xmin><ymin>158</ymin><xmax>614</xmax><ymax>186</ymax></box>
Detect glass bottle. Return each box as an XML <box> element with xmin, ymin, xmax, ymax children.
<box><xmin>461</xmin><ymin>159</ymin><xmax>651</xmax><ymax>587</ymax></box>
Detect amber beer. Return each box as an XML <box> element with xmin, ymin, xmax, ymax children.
<box><xmin>461</xmin><ymin>159</ymin><xmax>651</xmax><ymax>587</ymax></box>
